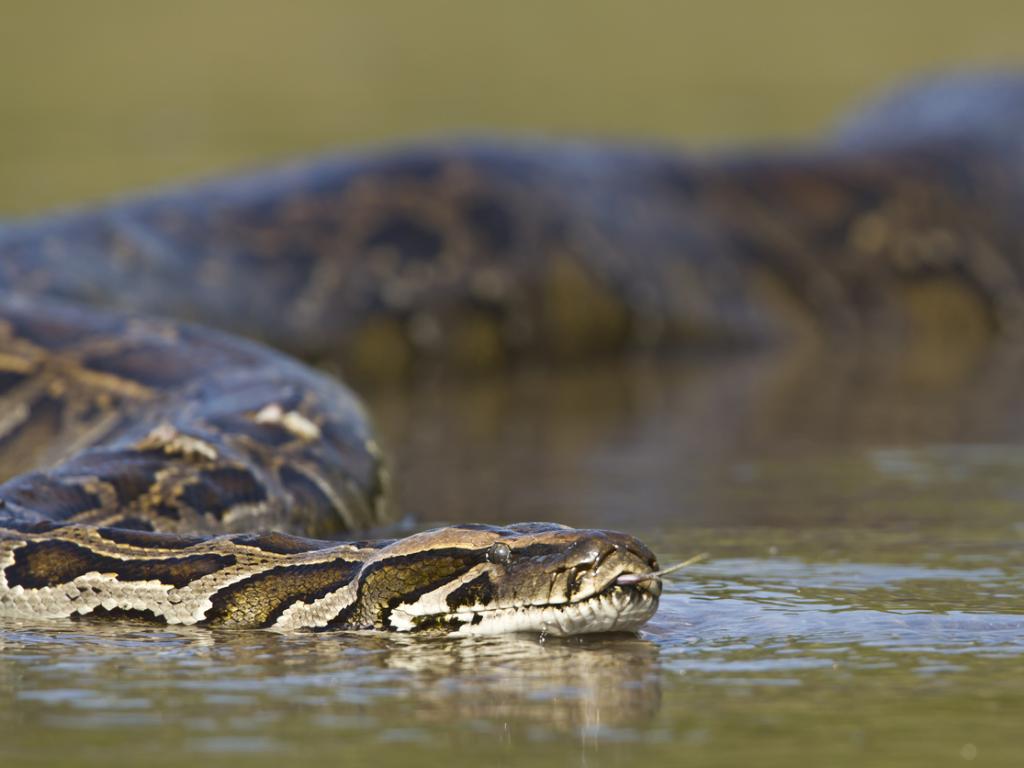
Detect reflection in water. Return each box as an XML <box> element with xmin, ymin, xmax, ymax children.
<box><xmin>372</xmin><ymin>633</ymin><xmax>661</xmax><ymax>732</ymax></box>
<box><xmin>4</xmin><ymin>349</ymin><xmax>1024</xmax><ymax>766</ymax></box>
<box><xmin>369</xmin><ymin>345</ymin><xmax>1024</xmax><ymax>530</ymax></box>
<box><xmin>0</xmin><ymin>620</ymin><xmax>660</xmax><ymax>762</ymax></box>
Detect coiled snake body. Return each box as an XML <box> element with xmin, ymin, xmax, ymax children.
<box><xmin>0</xmin><ymin>73</ymin><xmax>1021</xmax><ymax>634</ymax></box>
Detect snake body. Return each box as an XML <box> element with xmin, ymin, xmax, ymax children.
<box><xmin>0</xmin><ymin>295</ymin><xmax>659</xmax><ymax>634</ymax></box>
<box><xmin>0</xmin><ymin>72</ymin><xmax>1021</xmax><ymax>634</ymax></box>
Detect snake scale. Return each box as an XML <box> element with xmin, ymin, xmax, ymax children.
<box><xmin>0</xmin><ymin>72</ymin><xmax>1022</xmax><ymax>635</ymax></box>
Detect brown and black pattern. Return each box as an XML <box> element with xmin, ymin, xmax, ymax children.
<box><xmin>3</xmin><ymin>539</ymin><xmax>235</xmax><ymax>590</ymax></box>
<box><xmin>1</xmin><ymin>72</ymin><xmax>1023</xmax><ymax>633</ymax></box>
<box><xmin>445</xmin><ymin>573</ymin><xmax>495</xmax><ymax>611</ymax></box>
<box><xmin>202</xmin><ymin>559</ymin><xmax>362</xmax><ymax>627</ymax></box>
<box><xmin>0</xmin><ymin>514</ymin><xmax>659</xmax><ymax>633</ymax></box>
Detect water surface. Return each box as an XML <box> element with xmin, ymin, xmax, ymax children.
<box><xmin>4</xmin><ymin>7</ymin><xmax>1024</xmax><ymax>761</ymax></box>
<box><xmin>3</xmin><ymin>352</ymin><xmax>1023</xmax><ymax>767</ymax></box>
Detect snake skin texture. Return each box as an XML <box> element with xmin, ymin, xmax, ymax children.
<box><xmin>0</xmin><ymin>72</ymin><xmax>1021</xmax><ymax>634</ymax></box>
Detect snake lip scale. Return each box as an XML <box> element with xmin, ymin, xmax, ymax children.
<box><xmin>439</xmin><ymin>583</ymin><xmax>662</xmax><ymax>638</ymax></box>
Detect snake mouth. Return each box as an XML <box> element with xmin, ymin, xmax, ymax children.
<box><xmin>439</xmin><ymin>570</ymin><xmax>662</xmax><ymax>637</ymax></box>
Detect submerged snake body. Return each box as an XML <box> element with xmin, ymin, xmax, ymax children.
<box><xmin>0</xmin><ymin>73</ymin><xmax>1022</xmax><ymax>634</ymax></box>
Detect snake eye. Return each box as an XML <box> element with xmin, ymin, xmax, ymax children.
<box><xmin>487</xmin><ymin>542</ymin><xmax>512</xmax><ymax>565</ymax></box>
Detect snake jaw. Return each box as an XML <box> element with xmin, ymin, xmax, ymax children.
<box><xmin>448</xmin><ymin>578</ymin><xmax>660</xmax><ymax>637</ymax></box>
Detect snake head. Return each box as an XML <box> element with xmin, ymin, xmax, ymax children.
<box><xmin>342</xmin><ymin>522</ymin><xmax>660</xmax><ymax>636</ymax></box>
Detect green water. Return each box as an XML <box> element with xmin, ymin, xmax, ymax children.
<box><xmin>3</xmin><ymin>355</ymin><xmax>1024</xmax><ymax>767</ymax></box>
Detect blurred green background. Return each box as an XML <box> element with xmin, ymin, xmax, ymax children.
<box><xmin>1</xmin><ymin>0</ymin><xmax>1022</xmax><ymax>215</ymax></box>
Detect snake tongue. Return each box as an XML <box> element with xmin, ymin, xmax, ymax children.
<box><xmin>615</xmin><ymin>552</ymin><xmax>708</xmax><ymax>585</ymax></box>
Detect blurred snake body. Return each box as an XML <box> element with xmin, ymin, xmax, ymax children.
<box><xmin>0</xmin><ymin>73</ymin><xmax>1022</xmax><ymax>634</ymax></box>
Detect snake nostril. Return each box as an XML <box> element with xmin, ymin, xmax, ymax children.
<box><xmin>579</xmin><ymin>542</ymin><xmax>604</xmax><ymax>564</ymax></box>
<box><xmin>569</xmin><ymin>538</ymin><xmax>615</xmax><ymax>570</ymax></box>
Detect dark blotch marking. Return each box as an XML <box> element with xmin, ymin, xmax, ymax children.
<box><xmin>178</xmin><ymin>467</ymin><xmax>266</xmax><ymax>519</ymax></box>
<box><xmin>337</xmin><ymin>538</ymin><xmax>394</xmax><ymax>551</ymax></box>
<box><xmin>203</xmin><ymin>558</ymin><xmax>361</xmax><ymax>627</ymax></box>
<box><xmin>0</xmin><ymin>518</ymin><xmax>65</xmax><ymax>535</ymax></box>
<box><xmin>365</xmin><ymin>216</ymin><xmax>442</xmax><ymax>262</ymax></box>
<box><xmin>464</xmin><ymin>198</ymin><xmax>514</xmax><ymax>252</ymax></box>
<box><xmin>278</xmin><ymin>465</ymin><xmax>336</xmax><ymax>517</ymax></box>
<box><xmin>324</xmin><ymin>547</ymin><xmax>484</xmax><ymax>631</ymax></box>
<box><xmin>149</xmin><ymin>502</ymin><xmax>182</xmax><ymax>521</ymax></box>
<box><xmin>4</xmin><ymin>539</ymin><xmax>234</xmax><ymax>589</ymax></box>
<box><xmin>411</xmin><ymin>615</ymin><xmax>465</xmax><ymax>633</ymax></box>
<box><xmin>566</xmin><ymin>568</ymin><xmax>583</xmax><ymax>599</ymax></box>
<box><xmin>320</xmin><ymin>420</ymin><xmax>378</xmax><ymax>481</ymax></box>
<box><xmin>97</xmin><ymin>526</ymin><xmax>208</xmax><ymax>550</ymax></box>
<box><xmin>108</xmin><ymin>517</ymin><xmax>155</xmax><ymax>532</ymax></box>
<box><xmin>0</xmin><ymin>368</ymin><xmax>29</xmax><ymax>396</ymax></box>
<box><xmin>4</xmin><ymin>311</ymin><xmax>106</xmax><ymax>349</ymax></box>
<box><xmin>372</xmin><ymin>152</ymin><xmax>445</xmax><ymax>183</ymax></box>
<box><xmin>84</xmin><ymin>341</ymin><xmax>206</xmax><ymax>389</ymax></box>
<box><xmin>66</xmin><ymin>450</ymin><xmax>170</xmax><ymax>506</ymax></box>
<box><xmin>231</xmin><ymin>531</ymin><xmax>339</xmax><ymax>555</ymax></box>
<box><xmin>0</xmin><ymin>474</ymin><xmax>99</xmax><ymax>520</ymax></box>
<box><xmin>445</xmin><ymin>572</ymin><xmax>494</xmax><ymax>610</ymax></box>
<box><xmin>510</xmin><ymin>543</ymin><xmax>566</xmax><ymax>560</ymax></box>
<box><xmin>0</xmin><ymin>395</ymin><xmax>64</xmax><ymax>458</ymax></box>
<box><xmin>76</xmin><ymin>606</ymin><xmax>165</xmax><ymax>624</ymax></box>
